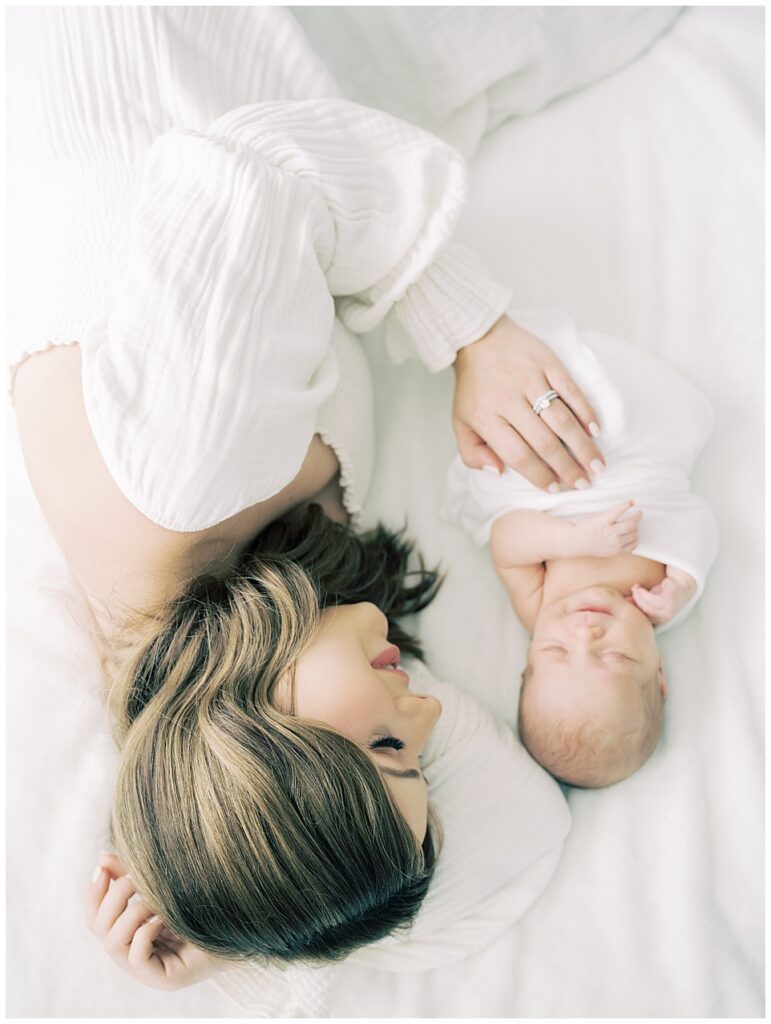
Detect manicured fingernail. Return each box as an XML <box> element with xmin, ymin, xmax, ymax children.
<box><xmin>481</xmin><ymin>464</ymin><xmax>501</xmax><ymax>476</ymax></box>
<box><xmin>148</xmin><ymin>915</ymin><xmax>160</xmax><ymax>924</ymax></box>
<box><xmin>547</xmin><ymin>482</ymin><xmax>560</xmax><ymax>494</ymax></box>
<box><xmin>590</xmin><ymin>459</ymin><xmax>605</xmax><ymax>476</ymax></box>
<box><xmin>91</xmin><ymin>866</ymin><xmax>103</xmax><ymax>884</ymax></box>
<box><xmin>589</xmin><ymin>422</ymin><xmax>600</xmax><ymax>438</ymax></box>
<box><xmin>574</xmin><ymin>478</ymin><xmax>590</xmax><ymax>490</ymax></box>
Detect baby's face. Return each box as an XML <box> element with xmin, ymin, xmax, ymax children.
<box><xmin>528</xmin><ymin>585</ymin><xmax>667</xmax><ymax>712</ymax></box>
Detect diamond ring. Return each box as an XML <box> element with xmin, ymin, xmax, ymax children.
<box><xmin>531</xmin><ymin>389</ymin><xmax>560</xmax><ymax>416</ymax></box>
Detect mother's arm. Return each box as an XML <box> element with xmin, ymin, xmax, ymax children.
<box><xmin>13</xmin><ymin>345</ymin><xmax>340</xmax><ymax>618</ymax></box>
<box><xmin>15</xmin><ymin>98</ymin><xmax>600</xmax><ymax>618</ymax></box>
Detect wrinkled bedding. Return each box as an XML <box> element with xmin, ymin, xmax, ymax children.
<box><xmin>6</xmin><ymin>6</ymin><xmax>763</xmax><ymax>1018</ymax></box>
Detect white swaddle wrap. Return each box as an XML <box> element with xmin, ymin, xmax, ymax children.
<box><xmin>443</xmin><ymin>309</ymin><xmax>719</xmax><ymax>633</ymax></box>
<box><xmin>214</xmin><ymin>657</ymin><xmax>571</xmax><ymax>1016</ymax></box>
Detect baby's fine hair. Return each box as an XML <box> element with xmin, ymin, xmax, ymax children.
<box><xmin>517</xmin><ymin>663</ymin><xmax>664</xmax><ymax>788</ymax></box>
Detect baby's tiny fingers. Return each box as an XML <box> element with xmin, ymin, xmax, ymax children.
<box><xmin>631</xmin><ymin>585</ymin><xmax>659</xmax><ymax>608</ymax></box>
<box><xmin>614</xmin><ymin>520</ymin><xmax>638</xmax><ymax>544</ymax></box>
<box><xmin>607</xmin><ymin>500</ymin><xmax>635</xmax><ymax>523</ymax></box>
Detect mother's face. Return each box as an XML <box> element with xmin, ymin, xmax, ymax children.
<box><xmin>290</xmin><ymin>603</ymin><xmax>441</xmax><ymax>842</ymax></box>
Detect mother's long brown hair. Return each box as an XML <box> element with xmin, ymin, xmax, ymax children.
<box><xmin>109</xmin><ymin>504</ymin><xmax>442</xmax><ymax>964</ymax></box>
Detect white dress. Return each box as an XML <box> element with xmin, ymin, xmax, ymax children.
<box><xmin>6</xmin><ymin>8</ymin><xmax>566</xmax><ymax>1016</ymax></box>
<box><xmin>6</xmin><ymin>6</ymin><xmax>512</xmax><ymax>530</ymax></box>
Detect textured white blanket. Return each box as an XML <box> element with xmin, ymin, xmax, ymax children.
<box><xmin>328</xmin><ymin>7</ymin><xmax>763</xmax><ymax>1017</ymax></box>
<box><xmin>6</xmin><ymin>5</ymin><xmax>763</xmax><ymax>1018</ymax></box>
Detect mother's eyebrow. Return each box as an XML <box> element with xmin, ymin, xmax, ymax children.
<box><xmin>380</xmin><ymin>766</ymin><xmax>422</xmax><ymax>780</ymax></box>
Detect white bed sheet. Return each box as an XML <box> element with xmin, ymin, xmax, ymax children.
<box><xmin>6</xmin><ymin>5</ymin><xmax>763</xmax><ymax>1018</ymax></box>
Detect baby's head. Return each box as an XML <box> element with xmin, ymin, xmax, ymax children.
<box><xmin>518</xmin><ymin>586</ymin><xmax>667</xmax><ymax>788</ymax></box>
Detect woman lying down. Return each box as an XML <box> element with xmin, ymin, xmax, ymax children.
<box><xmin>14</xmin><ymin>142</ymin><xmax>584</xmax><ymax>990</ymax></box>
<box><xmin>11</xmin><ymin>7</ymin><xmax>695</xmax><ymax>1010</ymax></box>
<box><xmin>10</xmin><ymin>9</ymin><xmax>605</xmax><ymax>1000</ymax></box>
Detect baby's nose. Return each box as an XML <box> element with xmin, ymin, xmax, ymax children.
<box><xmin>571</xmin><ymin>623</ymin><xmax>605</xmax><ymax>639</ymax></box>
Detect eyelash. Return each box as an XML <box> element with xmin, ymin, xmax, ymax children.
<box><xmin>370</xmin><ymin>736</ymin><xmax>405</xmax><ymax>751</ymax></box>
<box><xmin>540</xmin><ymin>645</ymin><xmax>631</xmax><ymax>660</ymax></box>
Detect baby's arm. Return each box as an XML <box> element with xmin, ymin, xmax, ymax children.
<box><xmin>490</xmin><ymin>500</ymin><xmax>641</xmax><ymax>566</ymax></box>
<box><xmin>630</xmin><ymin>565</ymin><xmax>697</xmax><ymax>626</ymax></box>
<box><xmin>490</xmin><ymin>501</ymin><xmax>641</xmax><ymax>631</ymax></box>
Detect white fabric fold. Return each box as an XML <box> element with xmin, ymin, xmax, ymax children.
<box><xmin>8</xmin><ymin>7</ymin><xmax>512</xmax><ymax>534</ymax></box>
<box><xmin>77</xmin><ymin>99</ymin><xmax>508</xmax><ymax>531</ymax></box>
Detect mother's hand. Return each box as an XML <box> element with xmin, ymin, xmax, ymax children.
<box><xmin>86</xmin><ymin>852</ymin><xmax>221</xmax><ymax>991</ymax></box>
<box><xmin>452</xmin><ymin>315</ymin><xmax>604</xmax><ymax>490</ymax></box>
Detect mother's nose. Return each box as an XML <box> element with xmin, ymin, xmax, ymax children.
<box><xmin>355</xmin><ymin>600</ymin><xmax>389</xmax><ymax>632</ymax></box>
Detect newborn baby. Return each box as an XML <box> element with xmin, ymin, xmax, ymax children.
<box><xmin>443</xmin><ymin>310</ymin><xmax>719</xmax><ymax>788</ymax></box>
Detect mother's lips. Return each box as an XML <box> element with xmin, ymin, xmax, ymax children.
<box><xmin>371</xmin><ymin>643</ymin><xmax>401</xmax><ymax>669</ymax></box>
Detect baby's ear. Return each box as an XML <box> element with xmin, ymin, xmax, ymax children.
<box><xmin>657</xmin><ymin>663</ymin><xmax>668</xmax><ymax>701</ymax></box>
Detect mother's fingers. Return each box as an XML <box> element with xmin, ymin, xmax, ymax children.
<box><xmin>127</xmin><ymin>917</ymin><xmax>169</xmax><ymax>985</ymax></box>
<box><xmin>454</xmin><ymin>419</ymin><xmax>504</xmax><ymax>474</ymax></box>
<box><xmin>85</xmin><ymin>865</ymin><xmax>111</xmax><ymax>930</ymax></box>
<box><xmin>512</xmin><ymin>397</ymin><xmax>596</xmax><ymax>489</ymax></box>
<box><xmin>484</xmin><ymin>418</ymin><xmax>559</xmax><ymax>491</ymax></box>
<box><xmin>104</xmin><ymin>899</ymin><xmax>157</xmax><ymax>956</ymax></box>
<box><xmin>98</xmin><ymin>851</ymin><xmax>128</xmax><ymax>877</ymax></box>
<box><xmin>91</xmin><ymin>873</ymin><xmax>140</xmax><ymax>939</ymax></box>
<box><xmin>535</xmin><ymin>397</ymin><xmax>604</xmax><ymax>485</ymax></box>
<box><xmin>545</xmin><ymin>363</ymin><xmax>601</xmax><ymax>437</ymax></box>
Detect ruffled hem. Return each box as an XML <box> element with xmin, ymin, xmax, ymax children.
<box><xmin>7</xmin><ymin>338</ymin><xmax>80</xmax><ymax>403</ymax></box>
<box><xmin>315</xmin><ymin>425</ymin><xmax>364</xmax><ymax>532</ymax></box>
<box><xmin>8</xmin><ymin>336</ymin><xmax>367</xmax><ymax>540</ymax></box>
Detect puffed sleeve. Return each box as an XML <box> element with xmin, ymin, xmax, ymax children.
<box><xmin>79</xmin><ymin>98</ymin><xmax>512</xmax><ymax>531</ymax></box>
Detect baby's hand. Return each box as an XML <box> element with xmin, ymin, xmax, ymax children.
<box><xmin>574</xmin><ymin>500</ymin><xmax>642</xmax><ymax>557</ymax></box>
<box><xmin>630</xmin><ymin>566</ymin><xmax>697</xmax><ymax>625</ymax></box>
<box><xmin>86</xmin><ymin>852</ymin><xmax>221</xmax><ymax>991</ymax></box>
